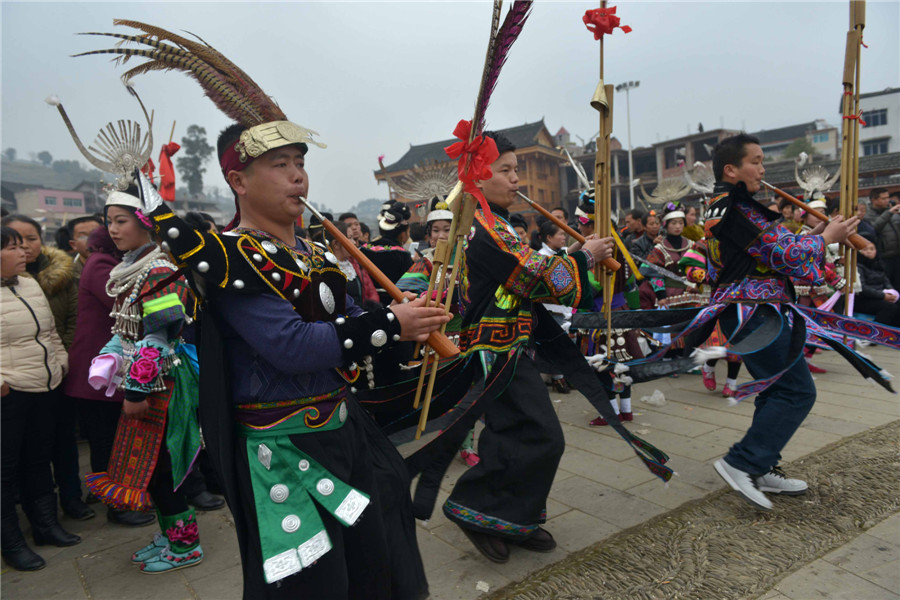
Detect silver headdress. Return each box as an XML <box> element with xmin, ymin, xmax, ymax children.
<box><xmin>794</xmin><ymin>153</ymin><xmax>839</xmax><ymax>201</ymax></box>
<box><xmin>682</xmin><ymin>161</ymin><xmax>715</xmax><ymax>196</ymax></box>
<box><xmin>391</xmin><ymin>160</ymin><xmax>459</xmax><ymax>208</ymax></box>
<box><xmin>639</xmin><ymin>178</ymin><xmax>691</xmax><ymax>208</ymax></box>
<box><xmin>45</xmin><ymin>85</ymin><xmax>153</xmax><ymax>193</ymax></box>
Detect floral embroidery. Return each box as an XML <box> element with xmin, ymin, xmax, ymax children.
<box><xmin>129</xmin><ymin>357</ymin><xmax>160</xmax><ymax>384</ymax></box>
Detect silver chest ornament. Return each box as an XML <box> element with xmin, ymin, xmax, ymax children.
<box><xmin>261</xmin><ymin>240</ymin><xmax>278</xmax><ymax>255</ymax></box>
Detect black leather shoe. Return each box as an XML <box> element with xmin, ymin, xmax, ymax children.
<box><xmin>107</xmin><ymin>508</ymin><xmax>156</xmax><ymax>527</ymax></box>
<box><xmin>27</xmin><ymin>494</ymin><xmax>81</xmax><ymax>547</ymax></box>
<box><xmin>1</xmin><ymin>516</ymin><xmax>46</xmax><ymax>571</ymax></box>
<box><xmin>61</xmin><ymin>497</ymin><xmax>96</xmax><ymax>521</ymax></box>
<box><xmin>187</xmin><ymin>491</ymin><xmax>225</xmax><ymax>511</ymax></box>
<box><xmin>457</xmin><ymin>525</ymin><xmax>509</xmax><ymax>563</ymax></box>
<box><xmin>513</xmin><ymin>527</ymin><xmax>557</xmax><ymax>553</ymax></box>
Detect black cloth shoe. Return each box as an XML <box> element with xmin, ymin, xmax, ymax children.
<box><xmin>84</xmin><ymin>493</ymin><xmax>101</xmax><ymax>505</ymax></box>
<box><xmin>187</xmin><ymin>491</ymin><xmax>225</xmax><ymax>511</ymax></box>
<box><xmin>61</xmin><ymin>496</ymin><xmax>96</xmax><ymax>521</ymax></box>
<box><xmin>1</xmin><ymin>516</ymin><xmax>45</xmax><ymax>571</ymax></box>
<box><xmin>457</xmin><ymin>525</ymin><xmax>509</xmax><ymax>564</ymax></box>
<box><xmin>107</xmin><ymin>508</ymin><xmax>156</xmax><ymax>527</ymax></box>
<box><xmin>27</xmin><ymin>494</ymin><xmax>81</xmax><ymax>547</ymax></box>
<box><xmin>513</xmin><ymin>527</ymin><xmax>557</xmax><ymax>553</ymax></box>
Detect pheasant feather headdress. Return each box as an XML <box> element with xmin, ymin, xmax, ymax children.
<box><xmin>76</xmin><ymin>19</ymin><xmax>325</xmax><ymax>175</ymax></box>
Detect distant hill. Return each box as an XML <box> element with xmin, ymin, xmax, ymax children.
<box><xmin>0</xmin><ymin>159</ymin><xmax>106</xmax><ymax>190</ymax></box>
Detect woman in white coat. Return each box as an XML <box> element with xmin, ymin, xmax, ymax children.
<box><xmin>1</xmin><ymin>226</ymin><xmax>80</xmax><ymax>572</ymax></box>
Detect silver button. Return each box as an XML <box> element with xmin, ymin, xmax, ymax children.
<box><xmin>281</xmin><ymin>515</ymin><xmax>301</xmax><ymax>533</ymax></box>
<box><xmin>270</xmin><ymin>484</ymin><xmax>289</xmax><ymax>503</ymax></box>
<box><xmin>258</xmin><ymin>444</ymin><xmax>272</xmax><ymax>470</ymax></box>
<box><xmin>197</xmin><ymin>261</ymin><xmax>210</xmax><ymax>273</ymax></box>
<box><xmin>339</xmin><ymin>402</ymin><xmax>348</xmax><ymax>423</ymax></box>
<box><xmin>392</xmin><ymin>334</ymin><xmax>401</xmax><ymax>342</ymax></box>
<box><xmin>386</xmin><ymin>311</ymin><xmax>395</xmax><ymax>322</ymax></box>
<box><xmin>167</xmin><ymin>227</ymin><xmax>180</xmax><ymax>239</ymax></box>
<box><xmin>253</xmin><ymin>253</ymin><xmax>263</xmax><ymax>262</ymax></box>
<box><xmin>316</xmin><ymin>479</ymin><xmax>335</xmax><ymax>496</ymax></box>
<box><xmin>324</xmin><ymin>252</ymin><xmax>338</xmax><ymax>264</ymax></box>
<box><xmin>233</xmin><ymin>279</ymin><xmax>245</xmax><ymax>289</ymax></box>
<box><xmin>293</xmin><ymin>288</ymin><xmax>301</xmax><ymax>298</ymax></box>
<box><xmin>343</xmin><ymin>339</ymin><xmax>353</xmax><ymax>349</ymax></box>
<box><xmin>335</xmin><ymin>317</ymin><xmax>346</xmax><ymax>325</ymax></box>
<box><xmin>160</xmin><ymin>241</ymin><xmax>170</xmax><ymax>251</ymax></box>
<box><xmin>272</xmin><ymin>272</ymin><xmax>282</xmax><ymax>282</ymax></box>
<box><xmin>370</xmin><ymin>330</ymin><xmax>387</xmax><ymax>347</ymax></box>
<box><xmin>298</xmin><ymin>459</ymin><xmax>310</xmax><ymax>472</ymax></box>
<box><xmin>262</xmin><ymin>241</ymin><xmax>278</xmax><ymax>254</ymax></box>
<box><xmin>296</xmin><ymin>259</ymin><xmax>309</xmax><ymax>272</ymax></box>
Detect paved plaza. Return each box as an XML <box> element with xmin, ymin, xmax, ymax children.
<box><xmin>2</xmin><ymin>344</ymin><xmax>897</xmax><ymax>600</ymax></box>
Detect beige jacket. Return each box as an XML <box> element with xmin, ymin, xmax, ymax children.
<box><xmin>1</xmin><ymin>276</ymin><xmax>68</xmax><ymax>393</ymax></box>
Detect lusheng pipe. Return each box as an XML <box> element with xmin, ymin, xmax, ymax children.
<box><xmin>303</xmin><ymin>200</ymin><xmax>460</xmax><ymax>359</ymax></box>
<box><xmin>517</xmin><ymin>191</ymin><xmax>621</xmax><ymax>271</ymax></box>
<box><xmin>761</xmin><ymin>182</ymin><xmax>868</xmax><ymax>251</ymax></box>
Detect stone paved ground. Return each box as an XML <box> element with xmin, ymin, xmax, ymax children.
<box><xmin>2</xmin><ymin>344</ymin><xmax>897</xmax><ymax>599</ymax></box>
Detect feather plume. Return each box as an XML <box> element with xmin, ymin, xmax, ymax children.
<box><xmin>76</xmin><ymin>21</ymin><xmax>285</xmax><ymax>127</ymax></box>
<box><xmin>472</xmin><ymin>0</ymin><xmax>533</xmax><ymax>135</ymax></box>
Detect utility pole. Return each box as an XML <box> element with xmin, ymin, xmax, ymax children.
<box><xmin>615</xmin><ymin>80</ymin><xmax>639</xmax><ymax>209</ymax></box>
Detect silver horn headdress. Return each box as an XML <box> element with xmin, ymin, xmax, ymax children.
<box><xmin>795</xmin><ymin>153</ymin><xmax>840</xmax><ymax>201</ymax></box>
<box><xmin>45</xmin><ymin>85</ymin><xmax>153</xmax><ymax>191</ymax></box>
<box><xmin>392</xmin><ymin>160</ymin><xmax>459</xmax><ymax>206</ymax></box>
<box><xmin>639</xmin><ymin>177</ymin><xmax>691</xmax><ymax>208</ymax></box>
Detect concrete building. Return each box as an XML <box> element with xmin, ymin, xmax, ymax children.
<box><xmin>2</xmin><ymin>184</ymin><xmax>89</xmax><ymax>240</ymax></box>
<box><xmin>858</xmin><ymin>87</ymin><xmax>899</xmax><ymax>156</ymax></box>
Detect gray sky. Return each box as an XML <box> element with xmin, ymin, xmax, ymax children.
<box><xmin>2</xmin><ymin>1</ymin><xmax>898</xmax><ymax>212</ymax></box>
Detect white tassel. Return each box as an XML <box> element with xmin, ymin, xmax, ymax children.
<box><xmin>586</xmin><ymin>354</ymin><xmax>611</xmax><ymax>373</ymax></box>
<box><xmin>615</xmin><ymin>375</ymin><xmax>634</xmax><ymax>386</ymax></box>
<box><xmin>690</xmin><ymin>346</ymin><xmax>728</xmax><ymax>365</ymax></box>
<box><xmin>613</xmin><ymin>362</ymin><xmax>630</xmax><ymax>375</ymax></box>
<box><xmin>727</xmin><ymin>397</ymin><xmax>739</xmax><ymax>407</ymax></box>
<box><xmin>45</xmin><ymin>95</ymin><xmax>60</xmax><ymax>106</ymax></box>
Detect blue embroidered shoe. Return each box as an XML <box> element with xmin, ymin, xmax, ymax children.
<box><xmin>131</xmin><ymin>533</ymin><xmax>167</xmax><ymax>564</ymax></box>
<box><xmin>140</xmin><ymin>544</ymin><xmax>203</xmax><ymax>574</ymax></box>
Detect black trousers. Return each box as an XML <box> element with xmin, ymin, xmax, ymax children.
<box><xmin>76</xmin><ymin>398</ymin><xmax>123</xmax><ymax>473</ymax></box>
<box><xmin>2</xmin><ymin>389</ymin><xmax>57</xmax><ymax>521</ymax></box>
<box><xmin>232</xmin><ymin>400</ymin><xmax>427</xmax><ymax>600</ymax></box>
<box><xmin>52</xmin><ymin>391</ymin><xmax>85</xmax><ymax>503</ymax></box>
<box><xmin>445</xmin><ymin>355</ymin><xmax>566</xmax><ymax>538</ymax></box>
<box><xmin>146</xmin><ymin>431</ymin><xmax>189</xmax><ymax>517</ymax></box>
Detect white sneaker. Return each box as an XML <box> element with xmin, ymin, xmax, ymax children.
<box><xmin>755</xmin><ymin>467</ymin><xmax>808</xmax><ymax>495</ymax></box>
<box><xmin>714</xmin><ymin>459</ymin><xmax>773</xmax><ymax>510</ymax></box>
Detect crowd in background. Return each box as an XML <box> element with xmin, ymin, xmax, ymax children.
<box><xmin>1</xmin><ymin>184</ymin><xmax>898</xmax><ymax>572</ymax></box>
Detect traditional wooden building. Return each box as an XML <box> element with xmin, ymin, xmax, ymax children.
<box><xmin>375</xmin><ymin>120</ymin><xmax>561</xmax><ymax>228</ymax></box>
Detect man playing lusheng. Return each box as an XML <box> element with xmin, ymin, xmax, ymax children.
<box><xmin>443</xmin><ymin>131</ymin><xmax>615</xmax><ymax>563</ymax></box>
<box><xmin>707</xmin><ymin>134</ymin><xmax>859</xmax><ymax>510</ymax></box>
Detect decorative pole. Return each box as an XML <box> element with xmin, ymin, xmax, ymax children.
<box><xmin>583</xmin><ymin>1</ymin><xmax>631</xmax><ymax>345</ymax></box>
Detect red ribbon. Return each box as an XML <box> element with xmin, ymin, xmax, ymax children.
<box><xmin>444</xmin><ymin>119</ymin><xmax>500</xmax><ymax>227</ymax></box>
<box><xmin>158</xmin><ymin>142</ymin><xmax>181</xmax><ymax>203</ymax></box>
<box><xmin>843</xmin><ymin>111</ymin><xmax>867</xmax><ymax>127</ymax></box>
<box><xmin>141</xmin><ymin>158</ymin><xmax>156</xmax><ymax>184</ymax></box>
<box><xmin>583</xmin><ymin>6</ymin><xmax>632</xmax><ymax>40</ymax></box>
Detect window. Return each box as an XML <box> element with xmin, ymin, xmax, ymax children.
<box><xmin>44</xmin><ymin>196</ymin><xmax>57</xmax><ymax>205</ymax></box>
<box><xmin>812</xmin><ymin>132</ymin><xmax>829</xmax><ymax>143</ymax></box>
<box><xmin>862</xmin><ymin>138</ymin><xmax>889</xmax><ymax>156</ymax></box>
<box><xmin>63</xmin><ymin>197</ymin><xmax>82</xmax><ymax>208</ymax></box>
<box><xmin>863</xmin><ymin>109</ymin><xmax>887</xmax><ymax>128</ymax></box>
<box><xmin>538</xmin><ymin>189</ymin><xmax>545</xmax><ymax>203</ymax></box>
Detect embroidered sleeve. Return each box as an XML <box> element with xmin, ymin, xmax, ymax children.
<box><xmin>473</xmin><ymin>214</ymin><xmax>593</xmax><ymax>309</ymax></box>
<box><xmin>722</xmin><ymin>199</ymin><xmax>825</xmax><ymax>284</ymax></box>
<box><xmin>646</xmin><ymin>246</ymin><xmax>668</xmax><ymax>297</ymax></box>
<box><xmin>99</xmin><ymin>333</ymin><xmax>125</xmax><ymax>357</ymax></box>
<box><xmin>396</xmin><ymin>256</ymin><xmax>433</xmax><ymax>296</ymax></box>
<box><xmin>680</xmin><ymin>243</ymin><xmax>708</xmax><ymax>284</ymax></box>
<box><xmin>746</xmin><ymin>223</ymin><xmax>825</xmax><ymax>283</ymax></box>
<box><xmin>138</xmin><ymin>267</ymin><xmax>193</xmax><ymax>338</ymax></box>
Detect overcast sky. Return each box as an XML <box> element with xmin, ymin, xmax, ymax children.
<box><xmin>2</xmin><ymin>1</ymin><xmax>898</xmax><ymax>212</ymax></box>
